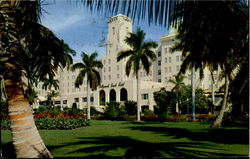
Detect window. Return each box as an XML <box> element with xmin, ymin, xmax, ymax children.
<box><xmin>108</xmin><ymin>59</ymin><xmax>111</xmax><ymax>64</ymax></box>
<box><xmin>109</xmin><ymin>75</ymin><xmax>111</xmax><ymax>80</ymax></box>
<box><xmin>169</xmin><ymin>57</ymin><xmax>172</xmax><ymax>63</ymax></box>
<box><xmin>169</xmin><ymin>67</ymin><xmax>172</xmax><ymax>73</ymax></box>
<box><xmin>109</xmin><ymin>67</ymin><xmax>111</xmax><ymax>72</ymax></box>
<box><xmin>90</xmin><ymin>97</ymin><xmax>94</xmax><ymax>102</ymax></box>
<box><xmin>74</xmin><ymin>98</ymin><xmax>79</xmax><ymax>102</ymax></box>
<box><xmin>140</xmin><ymin>72</ymin><xmax>143</xmax><ymax>77</ymax></box>
<box><xmin>104</xmin><ymin>67</ymin><xmax>106</xmax><ymax>72</ymax></box>
<box><xmin>176</xmin><ymin>56</ymin><xmax>180</xmax><ymax>62</ymax></box>
<box><xmin>103</xmin><ymin>60</ymin><xmax>106</xmax><ymax>64</ymax></box>
<box><xmin>117</xmin><ymin>74</ymin><xmax>120</xmax><ymax>78</ymax></box>
<box><xmin>112</xmin><ymin>27</ymin><xmax>115</xmax><ymax>35</ymax></box>
<box><xmin>117</xmin><ymin>65</ymin><xmax>119</xmax><ymax>70</ymax></box>
<box><xmin>188</xmin><ymin>74</ymin><xmax>191</xmax><ymax>80</ymax></box>
<box><xmin>126</xmin><ymin>27</ymin><xmax>129</xmax><ymax>32</ymax></box>
<box><xmin>165</xmin><ymin>57</ymin><xmax>168</xmax><ymax>63</ymax></box>
<box><xmin>158</xmin><ymin>79</ymin><xmax>161</xmax><ymax>82</ymax></box>
<box><xmin>158</xmin><ymin>60</ymin><xmax>161</xmax><ymax>66</ymax></box>
<box><xmin>158</xmin><ymin>51</ymin><xmax>161</xmax><ymax>57</ymax></box>
<box><xmin>158</xmin><ymin>70</ymin><xmax>161</xmax><ymax>75</ymax></box>
<box><xmin>141</xmin><ymin>93</ymin><xmax>149</xmax><ymax>100</ymax></box>
<box><xmin>176</xmin><ymin>66</ymin><xmax>179</xmax><ymax>71</ymax></box>
<box><xmin>82</xmin><ymin>97</ymin><xmax>87</xmax><ymax>102</ymax></box>
<box><xmin>165</xmin><ymin>48</ymin><xmax>168</xmax><ymax>54</ymax></box>
<box><xmin>72</xmin><ymin>75</ymin><xmax>75</xmax><ymax>79</ymax></box>
<box><xmin>165</xmin><ymin>67</ymin><xmax>168</xmax><ymax>73</ymax></box>
<box><xmin>104</xmin><ymin>75</ymin><xmax>106</xmax><ymax>80</ymax></box>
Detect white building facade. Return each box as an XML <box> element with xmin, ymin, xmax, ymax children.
<box><xmin>35</xmin><ymin>14</ymin><xmax>221</xmax><ymax>112</ymax></box>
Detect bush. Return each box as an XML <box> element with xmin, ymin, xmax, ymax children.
<box><xmin>123</xmin><ymin>100</ymin><xmax>137</xmax><ymax>115</ymax></box>
<box><xmin>105</xmin><ymin>101</ymin><xmax>120</xmax><ymax>119</ymax></box>
<box><xmin>142</xmin><ymin>108</ymin><xmax>154</xmax><ymax>116</ymax></box>
<box><xmin>1</xmin><ymin>118</ymin><xmax>90</xmax><ymax>130</ymax></box>
<box><xmin>0</xmin><ymin>102</ymin><xmax>8</xmax><ymax>120</ymax></box>
<box><xmin>1</xmin><ymin>120</ymin><xmax>10</xmax><ymax>130</ymax></box>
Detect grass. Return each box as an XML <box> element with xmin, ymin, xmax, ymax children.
<box><xmin>1</xmin><ymin>120</ymin><xmax>249</xmax><ymax>158</ymax></box>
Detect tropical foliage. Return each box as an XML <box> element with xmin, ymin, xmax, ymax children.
<box><xmin>83</xmin><ymin>0</ymin><xmax>248</xmax><ymax>128</ymax></box>
<box><xmin>169</xmin><ymin>74</ymin><xmax>185</xmax><ymax>114</ymax></box>
<box><xmin>117</xmin><ymin>27</ymin><xmax>157</xmax><ymax>121</ymax></box>
<box><xmin>71</xmin><ymin>52</ymin><xmax>103</xmax><ymax>119</ymax></box>
<box><xmin>153</xmin><ymin>88</ymin><xmax>176</xmax><ymax>121</ymax></box>
<box><xmin>0</xmin><ymin>1</ymin><xmax>75</xmax><ymax>157</ymax></box>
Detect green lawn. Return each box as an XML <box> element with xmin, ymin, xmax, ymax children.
<box><xmin>1</xmin><ymin>120</ymin><xmax>249</xmax><ymax>158</ymax></box>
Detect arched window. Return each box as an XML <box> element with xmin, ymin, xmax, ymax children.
<box><xmin>99</xmin><ymin>90</ymin><xmax>106</xmax><ymax>105</ymax></box>
<box><xmin>110</xmin><ymin>89</ymin><xmax>116</xmax><ymax>102</ymax></box>
<box><xmin>120</xmin><ymin>88</ymin><xmax>128</xmax><ymax>101</ymax></box>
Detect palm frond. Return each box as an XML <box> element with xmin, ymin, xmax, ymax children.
<box><xmin>117</xmin><ymin>50</ymin><xmax>134</xmax><ymax>62</ymax></box>
<box><xmin>71</xmin><ymin>63</ymin><xmax>85</xmax><ymax>72</ymax></box>
<box><xmin>140</xmin><ymin>54</ymin><xmax>150</xmax><ymax>74</ymax></box>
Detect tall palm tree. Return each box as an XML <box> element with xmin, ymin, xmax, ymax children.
<box><xmin>117</xmin><ymin>27</ymin><xmax>157</xmax><ymax>121</ymax></box>
<box><xmin>169</xmin><ymin>74</ymin><xmax>185</xmax><ymax>114</ymax></box>
<box><xmin>0</xmin><ymin>1</ymin><xmax>73</xmax><ymax>157</ymax></box>
<box><xmin>71</xmin><ymin>52</ymin><xmax>103</xmax><ymax>119</ymax></box>
<box><xmin>42</xmin><ymin>76</ymin><xmax>59</xmax><ymax>91</ymax></box>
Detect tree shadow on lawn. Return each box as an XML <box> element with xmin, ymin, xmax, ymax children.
<box><xmin>128</xmin><ymin>125</ymin><xmax>249</xmax><ymax>145</ymax></box>
<box><xmin>46</xmin><ymin>136</ymin><xmax>246</xmax><ymax>158</ymax></box>
<box><xmin>1</xmin><ymin>142</ymin><xmax>16</xmax><ymax>158</ymax></box>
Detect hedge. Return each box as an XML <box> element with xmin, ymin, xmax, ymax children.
<box><xmin>1</xmin><ymin>118</ymin><xmax>90</xmax><ymax>130</ymax></box>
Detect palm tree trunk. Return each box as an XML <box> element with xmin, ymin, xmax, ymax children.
<box><xmin>87</xmin><ymin>80</ymin><xmax>91</xmax><ymax>119</ymax></box>
<box><xmin>136</xmin><ymin>75</ymin><xmax>141</xmax><ymax>121</ymax></box>
<box><xmin>212</xmin><ymin>74</ymin><xmax>229</xmax><ymax>128</ymax></box>
<box><xmin>5</xmin><ymin>80</ymin><xmax>52</xmax><ymax>158</ymax></box>
<box><xmin>176</xmin><ymin>92</ymin><xmax>179</xmax><ymax>114</ymax></box>
<box><xmin>191</xmin><ymin>67</ymin><xmax>196</xmax><ymax>120</ymax></box>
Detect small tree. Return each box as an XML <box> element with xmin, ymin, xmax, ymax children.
<box><xmin>105</xmin><ymin>101</ymin><xmax>121</xmax><ymax>120</ymax></box>
<box><xmin>153</xmin><ymin>88</ymin><xmax>176</xmax><ymax>120</ymax></box>
<box><xmin>124</xmin><ymin>100</ymin><xmax>137</xmax><ymax>115</ymax></box>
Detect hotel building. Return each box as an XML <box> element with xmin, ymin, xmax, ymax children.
<box><xmin>35</xmin><ymin>14</ymin><xmax>221</xmax><ymax>112</ymax></box>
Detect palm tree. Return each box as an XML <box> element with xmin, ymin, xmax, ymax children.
<box><xmin>0</xmin><ymin>1</ymin><xmax>73</xmax><ymax>157</ymax></box>
<box><xmin>42</xmin><ymin>76</ymin><xmax>59</xmax><ymax>91</ymax></box>
<box><xmin>71</xmin><ymin>52</ymin><xmax>103</xmax><ymax>119</ymax></box>
<box><xmin>117</xmin><ymin>27</ymin><xmax>157</xmax><ymax>121</ymax></box>
<box><xmin>47</xmin><ymin>90</ymin><xmax>60</xmax><ymax>107</ymax></box>
<box><xmin>83</xmin><ymin>0</ymin><xmax>248</xmax><ymax>127</ymax></box>
<box><xmin>169</xmin><ymin>74</ymin><xmax>185</xmax><ymax>114</ymax></box>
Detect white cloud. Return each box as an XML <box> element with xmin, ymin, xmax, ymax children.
<box><xmin>42</xmin><ymin>12</ymin><xmax>88</xmax><ymax>32</ymax></box>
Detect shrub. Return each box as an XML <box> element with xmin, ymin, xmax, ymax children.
<box><xmin>123</xmin><ymin>100</ymin><xmax>137</xmax><ymax>115</ymax></box>
<box><xmin>0</xmin><ymin>102</ymin><xmax>8</xmax><ymax>120</ymax></box>
<box><xmin>1</xmin><ymin>118</ymin><xmax>90</xmax><ymax>130</ymax></box>
<box><xmin>143</xmin><ymin>108</ymin><xmax>154</xmax><ymax>116</ymax></box>
<box><xmin>1</xmin><ymin>120</ymin><xmax>10</xmax><ymax>130</ymax></box>
<box><xmin>105</xmin><ymin>102</ymin><xmax>120</xmax><ymax>119</ymax></box>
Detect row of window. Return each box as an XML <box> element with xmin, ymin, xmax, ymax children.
<box><xmin>74</xmin><ymin>97</ymin><xmax>94</xmax><ymax>103</ymax></box>
<box><xmin>103</xmin><ymin>65</ymin><xmax>120</xmax><ymax>72</ymax></box>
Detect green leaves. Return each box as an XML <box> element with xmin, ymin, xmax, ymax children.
<box><xmin>72</xmin><ymin>52</ymin><xmax>103</xmax><ymax>90</ymax></box>
<box><xmin>117</xmin><ymin>27</ymin><xmax>157</xmax><ymax>78</ymax></box>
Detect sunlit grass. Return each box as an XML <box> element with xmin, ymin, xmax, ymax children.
<box><xmin>1</xmin><ymin>120</ymin><xmax>249</xmax><ymax>158</ymax></box>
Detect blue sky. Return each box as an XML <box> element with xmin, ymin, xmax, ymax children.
<box><xmin>40</xmin><ymin>0</ymin><xmax>169</xmax><ymax>62</ymax></box>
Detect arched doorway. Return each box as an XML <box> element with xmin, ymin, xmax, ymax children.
<box><xmin>99</xmin><ymin>90</ymin><xmax>106</xmax><ymax>105</ymax></box>
<box><xmin>120</xmin><ymin>88</ymin><xmax>128</xmax><ymax>101</ymax></box>
<box><xmin>110</xmin><ymin>89</ymin><xmax>116</xmax><ymax>102</ymax></box>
